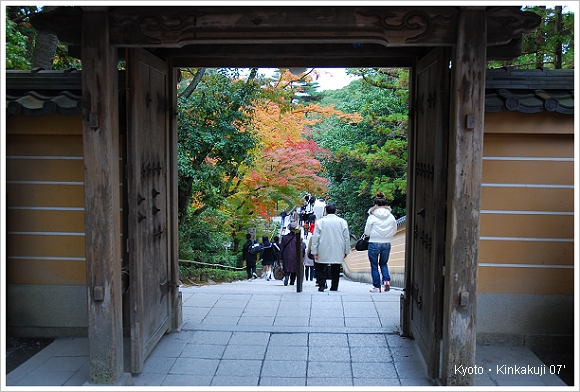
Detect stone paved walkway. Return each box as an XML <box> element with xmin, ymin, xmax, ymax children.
<box><xmin>5</xmin><ymin>277</ymin><xmax>567</xmax><ymax>388</ymax></box>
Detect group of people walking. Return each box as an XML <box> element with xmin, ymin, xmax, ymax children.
<box><xmin>242</xmin><ymin>192</ymin><xmax>396</xmax><ymax>293</ymax></box>
<box><xmin>241</xmin><ymin>221</ymin><xmax>312</xmax><ymax>286</ymax></box>
<box><xmin>241</xmin><ymin>233</ymin><xmax>280</xmax><ymax>281</ymax></box>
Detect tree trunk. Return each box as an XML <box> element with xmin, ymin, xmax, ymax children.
<box><xmin>31</xmin><ymin>6</ymin><xmax>58</xmax><ymax>69</ymax></box>
<box><xmin>534</xmin><ymin>6</ymin><xmax>546</xmax><ymax>69</ymax></box>
<box><xmin>179</xmin><ymin>68</ymin><xmax>205</xmax><ymax>100</ymax></box>
<box><xmin>178</xmin><ymin>176</ymin><xmax>193</xmax><ymax>228</ymax></box>
<box><xmin>554</xmin><ymin>6</ymin><xmax>562</xmax><ymax>69</ymax></box>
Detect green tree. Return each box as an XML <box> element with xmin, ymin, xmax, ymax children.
<box><xmin>177</xmin><ymin>68</ymin><xmax>261</xmax><ymax>228</ymax></box>
<box><xmin>5</xmin><ymin>7</ymin><xmax>37</xmax><ymax>69</ymax></box>
<box><xmin>5</xmin><ymin>13</ymin><xmax>29</xmax><ymax>69</ymax></box>
<box><xmin>177</xmin><ymin>68</ymin><xmax>265</xmax><ymax>261</ymax></box>
<box><xmin>488</xmin><ymin>6</ymin><xmax>574</xmax><ymax>69</ymax></box>
<box><xmin>5</xmin><ymin>6</ymin><xmax>81</xmax><ymax>70</ymax></box>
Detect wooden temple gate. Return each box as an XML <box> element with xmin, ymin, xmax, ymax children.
<box><xmin>30</xmin><ymin>5</ymin><xmax>540</xmax><ymax>386</ymax></box>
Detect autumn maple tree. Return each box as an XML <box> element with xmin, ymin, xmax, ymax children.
<box><xmin>228</xmin><ymin>69</ymin><xmax>362</xmax><ymax>219</ymax></box>
<box><xmin>231</xmin><ymin>100</ymin><xmax>331</xmax><ymax>218</ymax></box>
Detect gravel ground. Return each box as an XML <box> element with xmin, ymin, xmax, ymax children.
<box><xmin>5</xmin><ymin>337</ymin><xmax>55</xmax><ymax>375</ymax></box>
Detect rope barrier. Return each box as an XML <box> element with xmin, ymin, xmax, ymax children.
<box><xmin>178</xmin><ymin>259</ymin><xmax>245</xmax><ymax>271</ymax></box>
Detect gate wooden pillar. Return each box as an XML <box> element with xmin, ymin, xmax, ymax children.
<box><xmin>81</xmin><ymin>9</ymin><xmax>130</xmax><ymax>385</ymax></box>
<box><xmin>168</xmin><ymin>63</ymin><xmax>183</xmax><ymax>332</ymax></box>
<box><xmin>442</xmin><ymin>7</ymin><xmax>487</xmax><ymax>386</ymax></box>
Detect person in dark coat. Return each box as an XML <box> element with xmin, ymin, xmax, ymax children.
<box><xmin>242</xmin><ymin>233</ymin><xmax>258</xmax><ymax>281</ymax></box>
<box><xmin>280</xmin><ymin>222</ymin><xmax>305</xmax><ymax>286</ymax></box>
<box><xmin>259</xmin><ymin>235</ymin><xmax>276</xmax><ymax>281</ymax></box>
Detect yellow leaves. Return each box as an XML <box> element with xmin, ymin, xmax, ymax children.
<box><xmin>292</xmin><ymin>104</ymin><xmax>362</xmax><ymax>124</ymax></box>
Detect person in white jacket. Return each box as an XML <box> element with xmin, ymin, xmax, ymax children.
<box><xmin>311</xmin><ymin>202</ymin><xmax>351</xmax><ymax>292</ymax></box>
<box><xmin>364</xmin><ymin>193</ymin><xmax>397</xmax><ymax>292</ymax></box>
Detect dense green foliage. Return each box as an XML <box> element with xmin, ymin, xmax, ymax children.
<box><xmin>5</xmin><ymin>6</ymin><xmax>81</xmax><ymax>70</ymax></box>
<box><xmin>178</xmin><ymin>207</ymin><xmax>240</xmax><ymax>266</ymax></box>
<box><xmin>488</xmin><ymin>6</ymin><xmax>574</xmax><ymax>69</ymax></box>
<box><xmin>5</xmin><ymin>7</ymin><xmax>37</xmax><ymax>69</ymax></box>
<box><xmin>177</xmin><ymin>69</ymin><xmax>264</xmax><ymax>261</ymax></box>
<box><xmin>5</xmin><ymin>13</ymin><xmax>30</xmax><ymax>69</ymax></box>
<box><xmin>177</xmin><ymin>69</ymin><xmax>260</xmax><ymax>219</ymax></box>
<box><xmin>179</xmin><ymin>264</ymin><xmax>246</xmax><ymax>285</ymax></box>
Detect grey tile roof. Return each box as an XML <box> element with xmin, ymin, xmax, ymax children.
<box><xmin>485</xmin><ymin>68</ymin><xmax>574</xmax><ymax>114</ymax></box>
<box><xmin>6</xmin><ymin>68</ymin><xmax>83</xmax><ymax>116</ymax></box>
<box><xmin>6</xmin><ymin>90</ymin><xmax>82</xmax><ymax>116</ymax></box>
<box><xmin>6</xmin><ymin>67</ymin><xmax>574</xmax><ymax>116</ymax></box>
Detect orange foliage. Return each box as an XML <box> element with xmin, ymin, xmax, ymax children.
<box><xmin>231</xmin><ymin>99</ymin><xmax>357</xmax><ymax>218</ymax></box>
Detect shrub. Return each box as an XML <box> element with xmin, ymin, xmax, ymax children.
<box><xmin>178</xmin><ymin>264</ymin><xmax>246</xmax><ymax>286</ymax></box>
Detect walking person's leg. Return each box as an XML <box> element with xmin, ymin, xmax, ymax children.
<box><xmin>246</xmin><ymin>261</ymin><xmax>253</xmax><ymax>280</ymax></box>
<box><xmin>252</xmin><ymin>262</ymin><xmax>258</xmax><ymax>279</ymax></box>
<box><xmin>367</xmin><ymin>243</ymin><xmax>381</xmax><ymax>289</ymax></box>
<box><xmin>329</xmin><ymin>264</ymin><xmax>340</xmax><ymax>291</ymax></box>
<box><xmin>379</xmin><ymin>243</ymin><xmax>392</xmax><ymax>291</ymax></box>
<box><xmin>314</xmin><ymin>262</ymin><xmax>326</xmax><ymax>291</ymax></box>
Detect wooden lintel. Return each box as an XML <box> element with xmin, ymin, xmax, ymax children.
<box><xmin>31</xmin><ymin>6</ymin><xmax>539</xmax><ymax>63</ymax></box>
<box><xmin>108</xmin><ymin>6</ymin><xmax>459</xmax><ymax>47</ymax></box>
<box><xmin>159</xmin><ymin>43</ymin><xmax>424</xmax><ymax>68</ymax></box>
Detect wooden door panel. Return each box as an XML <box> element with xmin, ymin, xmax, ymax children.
<box><xmin>127</xmin><ymin>48</ymin><xmax>171</xmax><ymax>374</ymax></box>
<box><xmin>409</xmin><ymin>47</ymin><xmax>449</xmax><ymax>379</ymax></box>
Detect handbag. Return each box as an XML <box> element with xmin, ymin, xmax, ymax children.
<box><xmin>355</xmin><ymin>234</ymin><xmax>369</xmax><ymax>251</ymax></box>
<box><xmin>273</xmin><ymin>263</ymin><xmax>285</xmax><ymax>280</ymax></box>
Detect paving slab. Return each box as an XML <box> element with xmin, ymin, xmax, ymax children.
<box><xmin>3</xmin><ymin>276</ymin><xmax>568</xmax><ymax>388</ymax></box>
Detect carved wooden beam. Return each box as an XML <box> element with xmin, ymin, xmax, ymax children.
<box><xmin>107</xmin><ymin>6</ymin><xmax>459</xmax><ymax>47</ymax></box>
<box><xmin>486</xmin><ymin>6</ymin><xmax>541</xmax><ymax>46</ymax></box>
<box><xmin>30</xmin><ymin>6</ymin><xmax>540</xmax><ymax>53</ymax></box>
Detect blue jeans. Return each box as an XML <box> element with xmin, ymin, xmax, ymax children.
<box><xmin>368</xmin><ymin>242</ymin><xmax>391</xmax><ymax>288</ymax></box>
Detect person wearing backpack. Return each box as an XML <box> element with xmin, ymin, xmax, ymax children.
<box><xmin>259</xmin><ymin>235</ymin><xmax>276</xmax><ymax>281</ymax></box>
<box><xmin>242</xmin><ymin>233</ymin><xmax>259</xmax><ymax>281</ymax></box>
